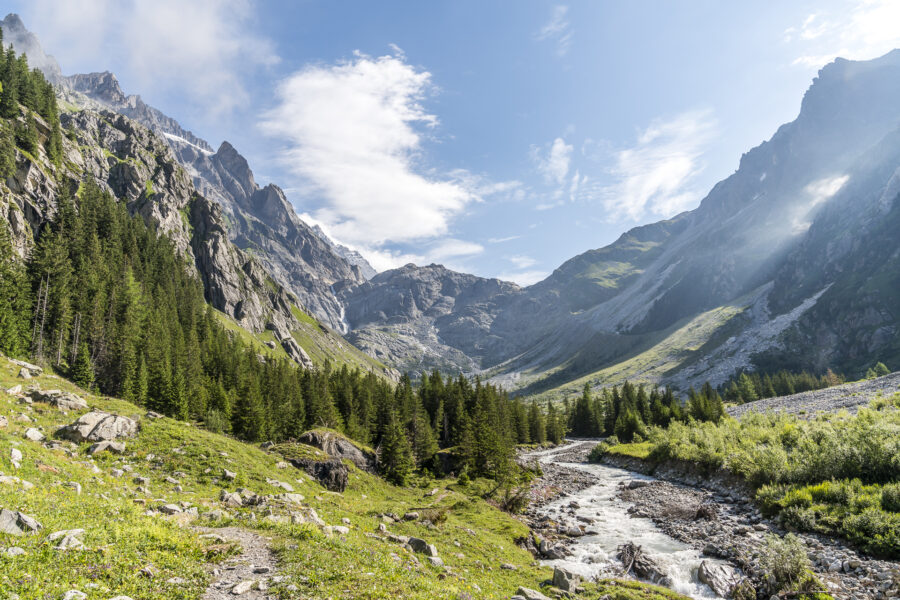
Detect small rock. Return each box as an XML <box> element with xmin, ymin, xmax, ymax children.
<box><xmin>62</xmin><ymin>591</ymin><xmax>87</xmax><ymax>600</ymax></box>
<box><xmin>10</xmin><ymin>448</ymin><xmax>23</xmax><ymax>463</ymax></box>
<box><xmin>552</xmin><ymin>567</ymin><xmax>580</xmax><ymax>592</ymax></box>
<box><xmin>222</xmin><ymin>469</ymin><xmax>236</xmax><ymax>481</ymax></box>
<box><xmin>5</xmin><ymin>546</ymin><xmax>25</xmax><ymax>556</ymax></box>
<box><xmin>231</xmin><ymin>580</ymin><xmax>254</xmax><ymax>595</ymax></box>
<box><xmin>24</xmin><ymin>428</ymin><xmax>45</xmax><ymax>442</ymax></box>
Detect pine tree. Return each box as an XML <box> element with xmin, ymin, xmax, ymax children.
<box><xmin>379</xmin><ymin>409</ymin><xmax>413</xmax><ymax>485</ymax></box>
<box><xmin>71</xmin><ymin>341</ymin><xmax>94</xmax><ymax>389</ymax></box>
<box><xmin>0</xmin><ymin>121</ymin><xmax>15</xmax><ymax>178</ymax></box>
<box><xmin>0</xmin><ymin>225</ymin><xmax>30</xmax><ymax>356</ymax></box>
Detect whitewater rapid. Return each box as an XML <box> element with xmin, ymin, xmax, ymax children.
<box><xmin>527</xmin><ymin>442</ymin><xmax>725</xmax><ymax>599</ymax></box>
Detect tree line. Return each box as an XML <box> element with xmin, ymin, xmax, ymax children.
<box><xmin>719</xmin><ymin>369</ymin><xmax>844</xmax><ymax>404</ymax></box>
<box><xmin>566</xmin><ymin>381</ymin><xmax>725</xmax><ymax>442</ymax></box>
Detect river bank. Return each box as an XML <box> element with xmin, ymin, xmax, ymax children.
<box><xmin>595</xmin><ymin>451</ymin><xmax>900</xmax><ymax>600</ymax></box>
<box><xmin>519</xmin><ymin>441</ymin><xmax>900</xmax><ymax>600</ymax></box>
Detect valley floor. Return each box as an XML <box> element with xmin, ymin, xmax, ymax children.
<box><xmin>0</xmin><ymin>356</ymin><xmax>685</xmax><ymax>600</ymax></box>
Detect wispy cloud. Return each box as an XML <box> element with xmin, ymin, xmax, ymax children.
<box><xmin>599</xmin><ymin>109</ymin><xmax>717</xmax><ymax>221</ymax></box>
<box><xmin>786</xmin><ymin>1</ymin><xmax>900</xmax><ymax>68</ymax></box>
<box><xmin>261</xmin><ymin>49</ymin><xmax>511</xmax><ymax>255</ymax></box>
<box><xmin>531</xmin><ymin>137</ymin><xmax>573</xmax><ymax>185</ymax></box>
<box><xmin>493</xmin><ymin>269</ymin><xmax>548</xmax><ymax>286</ymax></box>
<box><xmin>508</xmin><ymin>255</ymin><xmax>537</xmax><ymax>269</ymax></box>
<box><xmin>488</xmin><ymin>235</ymin><xmax>521</xmax><ymax>244</ymax></box>
<box><xmin>535</xmin><ymin>5</ymin><xmax>573</xmax><ymax>57</ymax></box>
<box><xmin>21</xmin><ymin>0</ymin><xmax>277</xmax><ymax>115</ymax></box>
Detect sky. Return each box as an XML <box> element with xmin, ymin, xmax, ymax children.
<box><xmin>8</xmin><ymin>0</ymin><xmax>900</xmax><ymax>285</ymax></box>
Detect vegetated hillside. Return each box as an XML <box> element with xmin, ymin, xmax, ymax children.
<box><xmin>0</xmin><ymin>357</ymin><xmax>687</xmax><ymax>600</ymax></box>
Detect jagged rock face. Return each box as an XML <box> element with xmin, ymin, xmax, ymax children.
<box><xmin>180</xmin><ymin>140</ymin><xmax>368</xmax><ymax>331</ymax></box>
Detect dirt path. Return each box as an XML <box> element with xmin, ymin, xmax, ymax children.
<box><xmin>198</xmin><ymin>526</ymin><xmax>279</xmax><ymax>599</ymax></box>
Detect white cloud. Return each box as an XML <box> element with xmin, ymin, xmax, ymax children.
<box><xmin>261</xmin><ymin>50</ymin><xmax>505</xmax><ymax>252</ymax></box>
<box><xmin>599</xmin><ymin>109</ymin><xmax>717</xmax><ymax>221</ymax></box>
<box><xmin>493</xmin><ymin>270</ymin><xmax>548</xmax><ymax>286</ymax></box>
<box><xmin>532</xmin><ymin>137</ymin><xmax>573</xmax><ymax>185</ymax></box>
<box><xmin>787</xmin><ymin>1</ymin><xmax>900</xmax><ymax>68</ymax></box>
<box><xmin>488</xmin><ymin>235</ymin><xmax>521</xmax><ymax>244</ymax></box>
<box><xmin>508</xmin><ymin>255</ymin><xmax>537</xmax><ymax>269</ymax></box>
<box><xmin>536</xmin><ymin>5</ymin><xmax>573</xmax><ymax>57</ymax></box>
<box><xmin>21</xmin><ymin>0</ymin><xmax>277</xmax><ymax>115</ymax></box>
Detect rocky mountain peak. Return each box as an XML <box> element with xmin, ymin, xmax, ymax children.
<box><xmin>0</xmin><ymin>13</ymin><xmax>63</xmax><ymax>83</ymax></box>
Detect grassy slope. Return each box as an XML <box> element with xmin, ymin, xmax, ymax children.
<box><xmin>214</xmin><ymin>306</ymin><xmax>390</xmax><ymax>376</ymax></box>
<box><xmin>0</xmin><ymin>357</ymin><xmax>686</xmax><ymax>600</ymax></box>
<box><xmin>527</xmin><ymin>302</ymin><xmax>746</xmax><ymax>403</ymax></box>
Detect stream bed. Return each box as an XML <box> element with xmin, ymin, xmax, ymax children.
<box><xmin>526</xmin><ymin>442</ymin><xmax>726</xmax><ymax>599</ymax></box>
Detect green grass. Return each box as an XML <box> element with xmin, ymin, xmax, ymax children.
<box><xmin>288</xmin><ymin>305</ymin><xmax>391</xmax><ymax>375</ymax></box>
<box><xmin>0</xmin><ymin>355</ymin><xmax>687</xmax><ymax>599</ymax></box>
<box><xmin>605</xmin><ymin>442</ymin><xmax>653</xmax><ymax>459</ymax></box>
<box><xmin>527</xmin><ymin>300</ymin><xmax>748</xmax><ymax>403</ymax></box>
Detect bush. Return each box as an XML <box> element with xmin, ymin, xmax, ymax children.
<box><xmin>758</xmin><ymin>534</ymin><xmax>812</xmax><ymax>591</ymax></box>
<box><xmin>781</xmin><ymin>505</ymin><xmax>817</xmax><ymax>531</ymax></box>
<box><xmin>204</xmin><ymin>409</ymin><xmax>229</xmax><ymax>434</ymax></box>
<box><xmin>882</xmin><ymin>483</ymin><xmax>900</xmax><ymax>513</ymax></box>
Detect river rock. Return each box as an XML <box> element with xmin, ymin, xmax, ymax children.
<box><xmin>698</xmin><ymin>560</ymin><xmax>742</xmax><ymax>597</ymax></box>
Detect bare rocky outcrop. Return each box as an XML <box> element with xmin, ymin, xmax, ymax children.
<box><xmin>296</xmin><ymin>430</ymin><xmax>376</xmax><ymax>472</ymax></box>
<box><xmin>287</xmin><ymin>458</ymin><xmax>348</xmax><ymax>493</ymax></box>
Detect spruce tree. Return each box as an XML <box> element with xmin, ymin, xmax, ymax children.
<box><xmin>72</xmin><ymin>341</ymin><xmax>94</xmax><ymax>389</ymax></box>
<box><xmin>379</xmin><ymin>409</ymin><xmax>413</xmax><ymax>485</ymax></box>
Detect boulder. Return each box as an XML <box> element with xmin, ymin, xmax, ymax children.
<box><xmin>6</xmin><ymin>384</ymin><xmax>22</xmax><ymax>395</ymax></box>
<box><xmin>56</xmin><ymin>411</ymin><xmax>137</xmax><ymax>442</ymax></box>
<box><xmin>516</xmin><ymin>587</ymin><xmax>552</xmax><ymax>600</ymax></box>
<box><xmin>11</xmin><ymin>359</ymin><xmax>42</xmax><ymax>377</ymax></box>
<box><xmin>552</xmin><ymin>567</ymin><xmax>580</xmax><ymax>592</ymax></box>
<box><xmin>288</xmin><ymin>458</ymin><xmax>348</xmax><ymax>492</ymax></box>
<box><xmin>617</xmin><ymin>542</ymin><xmax>671</xmax><ymax>587</ymax></box>
<box><xmin>297</xmin><ymin>430</ymin><xmax>376</xmax><ymax>472</ymax></box>
<box><xmin>48</xmin><ymin>529</ymin><xmax>86</xmax><ymax>550</ymax></box>
<box><xmin>27</xmin><ymin>389</ymin><xmax>88</xmax><ymax>411</ymax></box>
<box><xmin>697</xmin><ymin>561</ymin><xmax>743</xmax><ymax>597</ymax></box>
<box><xmin>87</xmin><ymin>441</ymin><xmax>126</xmax><ymax>455</ymax></box>
<box><xmin>0</xmin><ymin>509</ymin><xmax>42</xmax><ymax>535</ymax></box>
<box><xmin>291</xmin><ymin>507</ymin><xmax>326</xmax><ymax>527</ymax></box>
<box><xmin>408</xmin><ymin>537</ymin><xmax>438</xmax><ymax>557</ymax></box>
<box><xmin>23</xmin><ymin>428</ymin><xmax>45</xmax><ymax>442</ymax></box>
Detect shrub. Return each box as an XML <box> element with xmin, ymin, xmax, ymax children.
<box><xmin>781</xmin><ymin>505</ymin><xmax>817</xmax><ymax>531</ymax></box>
<box><xmin>882</xmin><ymin>483</ymin><xmax>900</xmax><ymax>513</ymax></box>
<box><xmin>758</xmin><ymin>534</ymin><xmax>811</xmax><ymax>591</ymax></box>
<box><xmin>204</xmin><ymin>409</ymin><xmax>229</xmax><ymax>434</ymax></box>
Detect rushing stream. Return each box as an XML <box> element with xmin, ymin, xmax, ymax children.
<box><xmin>527</xmin><ymin>442</ymin><xmax>726</xmax><ymax>599</ymax></box>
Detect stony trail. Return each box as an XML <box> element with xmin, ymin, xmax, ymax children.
<box><xmin>198</xmin><ymin>527</ymin><xmax>279</xmax><ymax>599</ymax></box>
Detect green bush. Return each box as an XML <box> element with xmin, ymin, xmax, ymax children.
<box><xmin>882</xmin><ymin>483</ymin><xmax>900</xmax><ymax>513</ymax></box>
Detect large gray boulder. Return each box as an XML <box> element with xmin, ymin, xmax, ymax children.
<box><xmin>552</xmin><ymin>567</ymin><xmax>580</xmax><ymax>592</ymax></box>
<box><xmin>697</xmin><ymin>560</ymin><xmax>743</xmax><ymax>597</ymax></box>
<box><xmin>288</xmin><ymin>458</ymin><xmax>348</xmax><ymax>493</ymax></box>
<box><xmin>297</xmin><ymin>430</ymin><xmax>376</xmax><ymax>472</ymax></box>
<box><xmin>56</xmin><ymin>411</ymin><xmax>138</xmax><ymax>443</ymax></box>
<box><xmin>0</xmin><ymin>509</ymin><xmax>42</xmax><ymax>535</ymax></box>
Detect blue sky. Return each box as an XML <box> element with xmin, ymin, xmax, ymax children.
<box><xmin>11</xmin><ymin>0</ymin><xmax>900</xmax><ymax>284</ymax></box>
